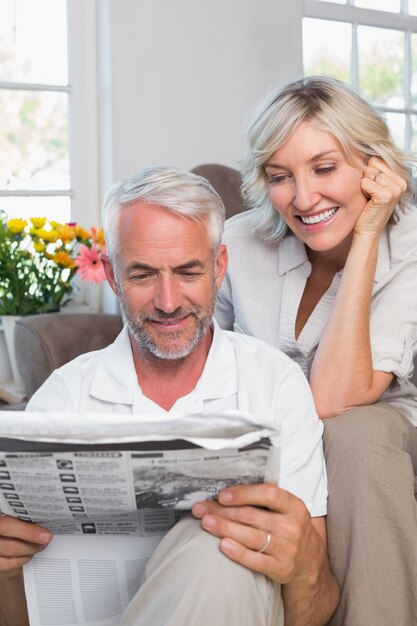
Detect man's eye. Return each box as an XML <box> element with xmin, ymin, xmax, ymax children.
<box><xmin>132</xmin><ymin>273</ymin><xmax>153</xmax><ymax>281</ymax></box>
<box><xmin>178</xmin><ymin>271</ymin><xmax>200</xmax><ymax>278</ymax></box>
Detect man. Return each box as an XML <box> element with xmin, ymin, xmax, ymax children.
<box><xmin>0</xmin><ymin>166</ymin><xmax>338</xmax><ymax>626</ymax></box>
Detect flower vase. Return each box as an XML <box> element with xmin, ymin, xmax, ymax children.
<box><xmin>0</xmin><ymin>315</ymin><xmax>25</xmax><ymax>390</ymax></box>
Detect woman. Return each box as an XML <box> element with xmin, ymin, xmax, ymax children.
<box><xmin>215</xmin><ymin>76</ymin><xmax>417</xmax><ymax>626</ymax></box>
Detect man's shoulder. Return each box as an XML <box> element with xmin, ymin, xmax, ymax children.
<box><xmin>222</xmin><ymin>210</ymin><xmax>278</xmax><ymax>269</ymax></box>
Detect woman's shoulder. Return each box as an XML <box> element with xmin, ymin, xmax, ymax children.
<box><xmin>223</xmin><ymin>209</ymin><xmax>276</xmax><ymax>252</ymax></box>
<box><xmin>223</xmin><ymin>208</ymin><xmax>258</xmax><ymax>239</ymax></box>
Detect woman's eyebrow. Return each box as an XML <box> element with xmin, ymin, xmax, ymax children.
<box><xmin>265</xmin><ymin>149</ymin><xmax>340</xmax><ymax>169</ymax></box>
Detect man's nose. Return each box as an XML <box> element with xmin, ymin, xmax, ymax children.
<box><xmin>153</xmin><ymin>275</ymin><xmax>182</xmax><ymax>313</ymax></box>
<box><xmin>293</xmin><ymin>178</ymin><xmax>321</xmax><ymax>212</ymax></box>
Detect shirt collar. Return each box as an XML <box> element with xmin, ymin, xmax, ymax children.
<box><xmin>89</xmin><ymin>320</ymin><xmax>238</xmax><ymax>408</ymax></box>
<box><xmin>193</xmin><ymin>319</ymin><xmax>238</xmax><ymax>400</ymax></box>
<box><xmin>90</xmin><ymin>326</ymin><xmax>138</xmax><ymax>404</ymax></box>
<box><xmin>278</xmin><ymin>235</ymin><xmax>309</xmax><ymax>276</ymax></box>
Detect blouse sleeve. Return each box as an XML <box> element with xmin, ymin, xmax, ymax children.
<box><xmin>370</xmin><ymin>261</ymin><xmax>417</xmax><ymax>383</ymax></box>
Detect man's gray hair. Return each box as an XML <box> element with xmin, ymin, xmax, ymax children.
<box><xmin>102</xmin><ymin>165</ymin><xmax>226</xmax><ymax>260</ymax></box>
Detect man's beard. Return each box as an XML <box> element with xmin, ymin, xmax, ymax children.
<box><xmin>121</xmin><ymin>292</ymin><xmax>216</xmax><ymax>361</ymax></box>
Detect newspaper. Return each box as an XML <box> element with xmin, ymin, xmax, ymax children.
<box><xmin>0</xmin><ymin>410</ymin><xmax>280</xmax><ymax>626</ymax></box>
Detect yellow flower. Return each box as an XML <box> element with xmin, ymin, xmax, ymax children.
<box><xmin>53</xmin><ymin>250</ymin><xmax>75</xmax><ymax>269</ymax></box>
<box><xmin>7</xmin><ymin>218</ymin><xmax>27</xmax><ymax>234</ymax></box>
<box><xmin>74</xmin><ymin>224</ymin><xmax>91</xmax><ymax>240</ymax></box>
<box><xmin>33</xmin><ymin>240</ymin><xmax>46</xmax><ymax>253</ymax></box>
<box><xmin>30</xmin><ymin>217</ymin><xmax>47</xmax><ymax>229</ymax></box>
<box><xmin>90</xmin><ymin>226</ymin><xmax>106</xmax><ymax>247</ymax></box>
<box><xmin>35</xmin><ymin>228</ymin><xmax>59</xmax><ymax>243</ymax></box>
<box><xmin>56</xmin><ymin>224</ymin><xmax>76</xmax><ymax>243</ymax></box>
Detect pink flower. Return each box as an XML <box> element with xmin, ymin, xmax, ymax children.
<box><xmin>74</xmin><ymin>244</ymin><xmax>106</xmax><ymax>284</ymax></box>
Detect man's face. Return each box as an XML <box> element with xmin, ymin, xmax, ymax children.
<box><xmin>102</xmin><ymin>201</ymin><xmax>227</xmax><ymax>361</ymax></box>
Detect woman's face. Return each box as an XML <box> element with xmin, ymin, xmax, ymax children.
<box><xmin>264</xmin><ymin>120</ymin><xmax>367</xmax><ymax>258</ymax></box>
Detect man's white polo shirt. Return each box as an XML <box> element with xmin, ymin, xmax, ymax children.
<box><xmin>27</xmin><ymin>321</ymin><xmax>327</xmax><ymax>517</ymax></box>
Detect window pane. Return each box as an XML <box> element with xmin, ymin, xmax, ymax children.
<box><xmin>303</xmin><ymin>19</ymin><xmax>351</xmax><ymax>82</ymax></box>
<box><xmin>410</xmin><ymin>0</ymin><xmax>417</xmax><ymax>16</ymax></box>
<box><xmin>354</xmin><ymin>0</ymin><xmax>400</xmax><ymax>11</ymax></box>
<box><xmin>358</xmin><ymin>26</ymin><xmax>404</xmax><ymax>108</ymax></box>
<box><xmin>384</xmin><ymin>112</ymin><xmax>405</xmax><ymax>150</ymax></box>
<box><xmin>0</xmin><ymin>0</ymin><xmax>67</xmax><ymax>85</ymax></box>
<box><xmin>313</xmin><ymin>0</ymin><xmax>346</xmax><ymax>3</ymax></box>
<box><xmin>0</xmin><ymin>196</ymin><xmax>71</xmax><ymax>222</ymax></box>
<box><xmin>411</xmin><ymin>34</ymin><xmax>417</xmax><ymax>107</ymax></box>
<box><xmin>411</xmin><ymin>115</ymin><xmax>417</xmax><ymax>152</ymax></box>
<box><xmin>0</xmin><ymin>90</ymin><xmax>69</xmax><ymax>191</ymax></box>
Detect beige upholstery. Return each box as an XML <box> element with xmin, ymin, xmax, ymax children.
<box><xmin>14</xmin><ymin>313</ymin><xmax>123</xmax><ymax>398</ymax></box>
<box><xmin>191</xmin><ymin>163</ymin><xmax>244</xmax><ymax>218</ymax></box>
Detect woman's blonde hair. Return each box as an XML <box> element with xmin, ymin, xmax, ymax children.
<box><xmin>240</xmin><ymin>75</ymin><xmax>416</xmax><ymax>243</ymax></box>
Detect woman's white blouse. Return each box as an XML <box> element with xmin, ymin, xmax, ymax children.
<box><xmin>216</xmin><ymin>208</ymin><xmax>417</xmax><ymax>425</ymax></box>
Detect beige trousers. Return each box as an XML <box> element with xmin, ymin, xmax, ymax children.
<box><xmin>120</xmin><ymin>516</ymin><xmax>283</xmax><ymax>626</ymax></box>
<box><xmin>324</xmin><ymin>402</ymin><xmax>417</xmax><ymax>626</ymax></box>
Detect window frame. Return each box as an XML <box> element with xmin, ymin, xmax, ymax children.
<box><xmin>0</xmin><ymin>0</ymin><xmax>101</xmax><ymax>311</ymax></box>
<box><xmin>303</xmin><ymin>0</ymin><xmax>417</xmax><ymax>150</ymax></box>
<box><xmin>0</xmin><ymin>0</ymin><xmax>99</xmax><ymax>226</ymax></box>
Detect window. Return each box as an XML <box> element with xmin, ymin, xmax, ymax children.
<box><xmin>303</xmin><ymin>0</ymin><xmax>417</xmax><ymax>150</ymax></box>
<box><xmin>0</xmin><ymin>0</ymin><xmax>98</xmax><ymax>225</ymax></box>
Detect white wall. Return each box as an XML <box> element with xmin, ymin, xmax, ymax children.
<box><xmin>99</xmin><ymin>0</ymin><xmax>303</xmax><ymax>182</ymax></box>
<box><xmin>97</xmin><ymin>0</ymin><xmax>304</xmax><ymax>311</ymax></box>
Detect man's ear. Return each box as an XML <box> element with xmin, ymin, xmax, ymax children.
<box><xmin>215</xmin><ymin>244</ymin><xmax>228</xmax><ymax>289</ymax></box>
<box><xmin>100</xmin><ymin>254</ymin><xmax>120</xmax><ymax>296</ymax></box>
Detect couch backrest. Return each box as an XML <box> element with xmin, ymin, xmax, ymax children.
<box><xmin>190</xmin><ymin>163</ymin><xmax>244</xmax><ymax>219</ymax></box>
<box><xmin>15</xmin><ymin>313</ymin><xmax>123</xmax><ymax>398</ymax></box>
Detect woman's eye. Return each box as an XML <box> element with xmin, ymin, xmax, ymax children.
<box><xmin>315</xmin><ymin>165</ymin><xmax>336</xmax><ymax>175</ymax></box>
<box><xmin>267</xmin><ymin>173</ymin><xmax>289</xmax><ymax>184</ymax></box>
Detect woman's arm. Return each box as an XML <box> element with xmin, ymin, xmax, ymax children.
<box><xmin>309</xmin><ymin>157</ymin><xmax>407</xmax><ymax>418</ymax></box>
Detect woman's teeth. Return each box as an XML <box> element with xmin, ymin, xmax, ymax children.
<box><xmin>300</xmin><ymin>208</ymin><xmax>337</xmax><ymax>224</ymax></box>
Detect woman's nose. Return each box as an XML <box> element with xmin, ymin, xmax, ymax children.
<box><xmin>293</xmin><ymin>179</ymin><xmax>321</xmax><ymax>212</ymax></box>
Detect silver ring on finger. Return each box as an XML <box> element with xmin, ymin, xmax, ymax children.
<box><xmin>257</xmin><ymin>530</ymin><xmax>271</xmax><ymax>554</ymax></box>
<box><xmin>373</xmin><ymin>169</ymin><xmax>383</xmax><ymax>182</ymax></box>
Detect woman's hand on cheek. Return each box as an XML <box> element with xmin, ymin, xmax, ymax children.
<box><xmin>357</xmin><ymin>156</ymin><xmax>407</xmax><ymax>238</ymax></box>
